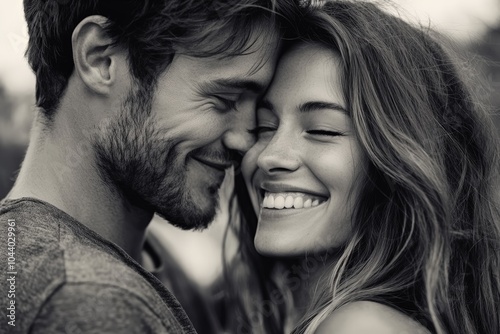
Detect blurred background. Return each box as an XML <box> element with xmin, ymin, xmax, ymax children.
<box><xmin>1</xmin><ymin>0</ymin><xmax>499</xmax><ymax>288</ymax></box>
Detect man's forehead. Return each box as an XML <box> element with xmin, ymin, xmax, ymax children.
<box><xmin>191</xmin><ymin>42</ymin><xmax>278</xmax><ymax>89</ymax></box>
<box><xmin>207</xmin><ymin>54</ymin><xmax>277</xmax><ymax>93</ymax></box>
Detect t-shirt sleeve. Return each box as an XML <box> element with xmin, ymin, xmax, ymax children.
<box><xmin>30</xmin><ymin>283</ymin><xmax>177</xmax><ymax>334</ymax></box>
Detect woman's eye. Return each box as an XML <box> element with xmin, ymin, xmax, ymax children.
<box><xmin>248</xmin><ymin>126</ymin><xmax>276</xmax><ymax>136</ymax></box>
<box><xmin>307</xmin><ymin>130</ymin><xmax>344</xmax><ymax>137</ymax></box>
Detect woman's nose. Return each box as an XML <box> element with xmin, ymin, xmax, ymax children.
<box><xmin>256</xmin><ymin>129</ymin><xmax>301</xmax><ymax>175</ymax></box>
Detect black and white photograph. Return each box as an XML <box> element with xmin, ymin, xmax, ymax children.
<box><xmin>1</xmin><ymin>0</ymin><xmax>499</xmax><ymax>333</ymax></box>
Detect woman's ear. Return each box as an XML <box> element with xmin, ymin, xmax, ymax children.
<box><xmin>72</xmin><ymin>15</ymin><xmax>120</xmax><ymax>95</ymax></box>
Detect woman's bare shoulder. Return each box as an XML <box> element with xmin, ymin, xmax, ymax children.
<box><xmin>315</xmin><ymin>301</ymin><xmax>430</xmax><ymax>334</ymax></box>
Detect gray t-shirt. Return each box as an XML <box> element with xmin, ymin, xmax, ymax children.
<box><xmin>0</xmin><ymin>198</ymin><xmax>197</xmax><ymax>334</ymax></box>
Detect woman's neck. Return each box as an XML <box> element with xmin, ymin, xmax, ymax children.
<box><xmin>280</xmin><ymin>250</ymin><xmax>342</xmax><ymax>324</ymax></box>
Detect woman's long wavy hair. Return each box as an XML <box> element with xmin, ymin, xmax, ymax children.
<box><xmin>224</xmin><ymin>1</ymin><xmax>500</xmax><ymax>333</ymax></box>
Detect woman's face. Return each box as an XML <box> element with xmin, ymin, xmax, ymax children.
<box><xmin>242</xmin><ymin>43</ymin><xmax>366</xmax><ymax>256</ymax></box>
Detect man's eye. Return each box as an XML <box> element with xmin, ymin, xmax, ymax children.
<box><xmin>307</xmin><ymin>130</ymin><xmax>344</xmax><ymax>137</ymax></box>
<box><xmin>214</xmin><ymin>96</ymin><xmax>238</xmax><ymax>112</ymax></box>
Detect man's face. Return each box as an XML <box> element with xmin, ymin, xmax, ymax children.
<box><xmin>93</xmin><ymin>30</ymin><xmax>278</xmax><ymax>230</ymax></box>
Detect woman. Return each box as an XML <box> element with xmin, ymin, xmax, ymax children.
<box><xmin>223</xmin><ymin>1</ymin><xmax>500</xmax><ymax>333</ymax></box>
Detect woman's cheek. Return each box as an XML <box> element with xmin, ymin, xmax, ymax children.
<box><xmin>241</xmin><ymin>141</ymin><xmax>269</xmax><ymax>213</ymax></box>
<box><xmin>242</xmin><ymin>141</ymin><xmax>267</xmax><ymax>179</ymax></box>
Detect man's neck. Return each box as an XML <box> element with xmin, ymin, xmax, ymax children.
<box><xmin>8</xmin><ymin>115</ymin><xmax>153</xmax><ymax>263</ymax></box>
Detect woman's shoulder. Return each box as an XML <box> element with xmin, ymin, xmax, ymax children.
<box><xmin>315</xmin><ymin>301</ymin><xmax>430</xmax><ymax>334</ymax></box>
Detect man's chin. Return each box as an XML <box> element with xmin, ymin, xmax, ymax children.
<box><xmin>154</xmin><ymin>193</ymin><xmax>219</xmax><ymax>231</ymax></box>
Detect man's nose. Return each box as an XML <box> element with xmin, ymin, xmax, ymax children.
<box><xmin>221</xmin><ymin>109</ymin><xmax>256</xmax><ymax>156</ymax></box>
<box><xmin>222</xmin><ymin>129</ymin><xmax>256</xmax><ymax>155</ymax></box>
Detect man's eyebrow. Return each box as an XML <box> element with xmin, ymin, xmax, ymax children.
<box><xmin>299</xmin><ymin>101</ymin><xmax>349</xmax><ymax>115</ymax></box>
<box><xmin>202</xmin><ymin>78</ymin><xmax>267</xmax><ymax>94</ymax></box>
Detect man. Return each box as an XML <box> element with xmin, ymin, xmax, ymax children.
<box><xmin>0</xmin><ymin>0</ymin><xmax>299</xmax><ymax>332</ymax></box>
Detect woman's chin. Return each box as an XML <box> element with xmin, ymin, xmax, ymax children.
<box><xmin>254</xmin><ymin>232</ymin><xmax>307</xmax><ymax>258</ymax></box>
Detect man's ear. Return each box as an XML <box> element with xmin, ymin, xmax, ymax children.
<box><xmin>72</xmin><ymin>15</ymin><xmax>121</xmax><ymax>95</ymax></box>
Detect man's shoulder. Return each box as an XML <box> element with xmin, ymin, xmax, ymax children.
<box><xmin>0</xmin><ymin>197</ymin><xmax>62</xmax><ymax>244</ymax></box>
<box><xmin>315</xmin><ymin>301</ymin><xmax>431</xmax><ymax>334</ymax></box>
<box><xmin>0</xmin><ymin>198</ymin><xmax>196</xmax><ymax>333</ymax></box>
<box><xmin>30</xmin><ymin>282</ymin><xmax>192</xmax><ymax>334</ymax></box>
<box><xmin>0</xmin><ymin>197</ymin><xmax>136</xmax><ymax>287</ymax></box>
<box><xmin>1</xmin><ymin>198</ymin><xmax>68</xmax><ymax>332</ymax></box>
<box><xmin>0</xmin><ymin>197</ymin><xmax>67</xmax><ymax>293</ymax></box>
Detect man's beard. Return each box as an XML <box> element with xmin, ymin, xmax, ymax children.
<box><xmin>92</xmin><ymin>86</ymin><xmax>218</xmax><ymax>230</ymax></box>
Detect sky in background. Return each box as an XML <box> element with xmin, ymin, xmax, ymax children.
<box><xmin>1</xmin><ymin>0</ymin><xmax>500</xmax><ymax>94</ymax></box>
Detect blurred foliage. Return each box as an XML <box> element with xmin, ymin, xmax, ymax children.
<box><xmin>0</xmin><ymin>25</ymin><xmax>499</xmax><ymax>198</ymax></box>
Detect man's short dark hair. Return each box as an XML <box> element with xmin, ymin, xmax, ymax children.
<box><xmin>23</xmin><ymin>0</ymin><xmax>296</xmax><ymax>118</ymax></box>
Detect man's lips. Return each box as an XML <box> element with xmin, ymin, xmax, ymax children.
<box><xmin>192</xmin><ymin>156</ymin><xmax>232</xmax><ymax>172</ymax></box>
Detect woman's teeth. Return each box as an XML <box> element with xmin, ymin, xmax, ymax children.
<box><xmin>262</xmin><ymin>192</ymin><xmax>324</xmax><ymax>209</ymax></box>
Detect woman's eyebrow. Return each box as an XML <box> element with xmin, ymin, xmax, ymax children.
<box><xmin>299</xmin><ymin>101</ymin><xmax>348</xmax><ymax>115</ymax></box>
